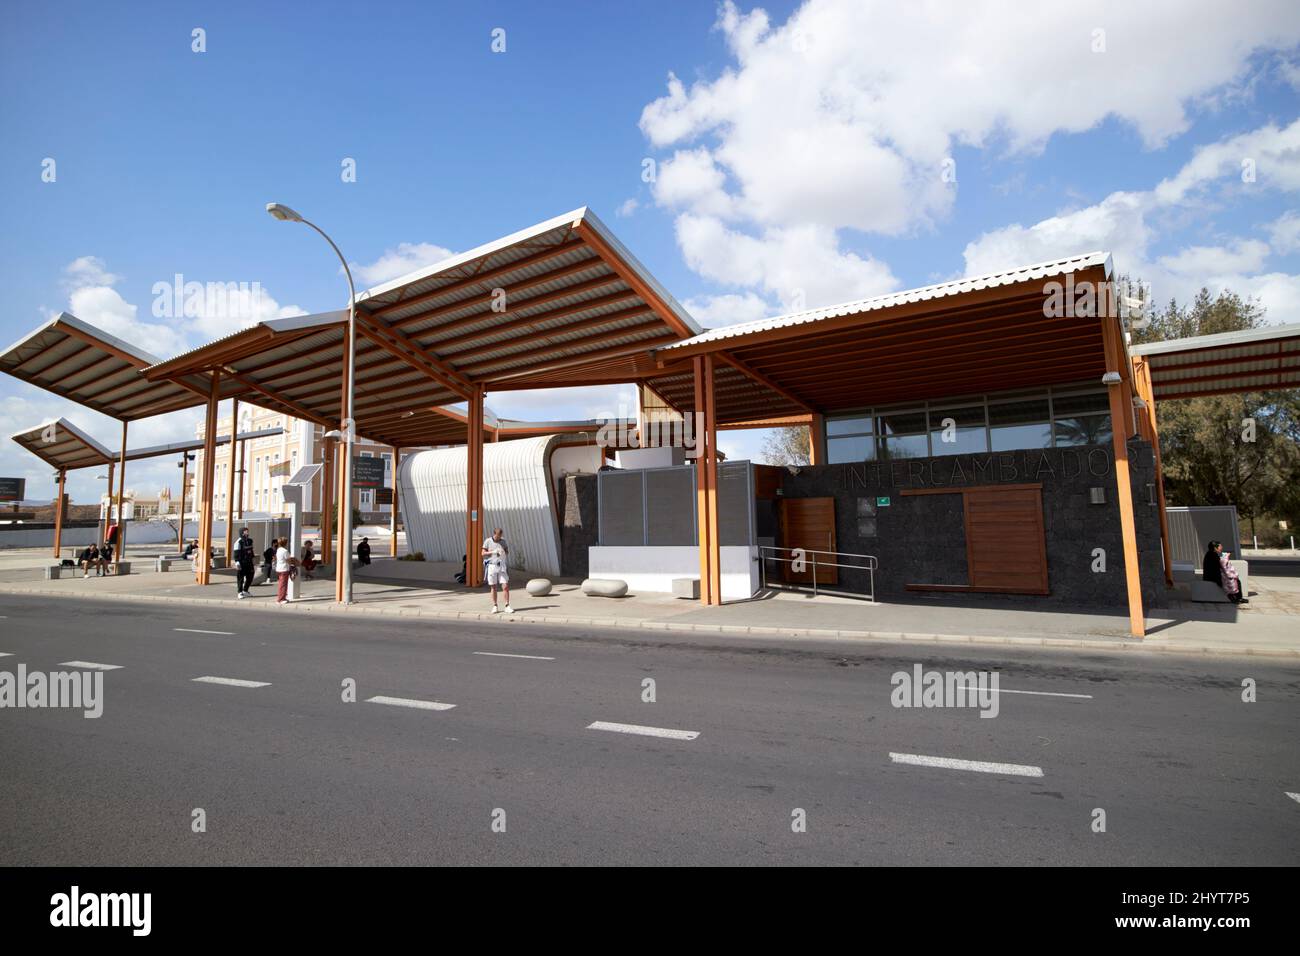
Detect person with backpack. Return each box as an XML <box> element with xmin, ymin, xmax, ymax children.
<box><xmin>233</xmin><ymin>527</ymin><xmax>256</xmax><ymax>598</ymax></box>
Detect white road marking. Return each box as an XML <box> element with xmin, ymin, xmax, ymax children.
<box><xmin>0</xmin><ymin>652</ymin><xmax>11</xmax><ymax>658</ymax></box>
<box><xmin>1287</xmin><ymin>792</ymin><xmax>1300</xmax><ymax>804</ymax></box>
<box><xmin>175</xmin><ymin>628</ymin><xmax>235</xmax><ymax>636</ymax></box>
<box><xmin>59</xmin><ymin>661</ymin><xmax>123</xmax><ymax>671</ymax></box>
<box><xmin>192</xmin><ymin>676</ymin><xmax>270</xmax><ymax>688</ymax></box>
<box><xmin>473</xmin><ymin>651</ymin><xmax>555</xmax><ymax>661</ymax></box>
<box><xmin>366</xmin><ymin>696</ymin><xmax>456</xmax><ymax>711</ymax></box>
<box><xmin>587</xmin><ymin>720</ymin><xmax>699</xmax><ymax>740</ymax></box>
<box><xmin>987</xmin><ymin>688</ymin><xmax>1093</xmax><ymax>699</ymax></box>
<box><xmin>889</xmin><ymin>751</ymin><xmax>1043</xmax><ymax>778</ymax></box>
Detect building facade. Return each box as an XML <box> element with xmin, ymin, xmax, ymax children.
<box><xmin>189</xmin><ymin>405</ymin><xmax>408</xmax><ymax>520</ymax></box>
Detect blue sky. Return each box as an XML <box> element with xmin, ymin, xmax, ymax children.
<box><xmin>2</xmin><ymin>0</ymin><xmax>1298</xmax><ymax>501</ymax></box>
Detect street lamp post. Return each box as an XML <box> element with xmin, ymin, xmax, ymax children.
<box><xmin>266</xmin><ymin>202</ymin><xmax>357</xmax><ymax>603</ymax></box>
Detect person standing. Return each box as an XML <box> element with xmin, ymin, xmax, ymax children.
<box><xmin>274</xmin><ymin>536</ymin><xmax>297</xmax><ymax>605</ymax></box>
<box><xmin>480</xmin><ymin>527</ymin><xmax>513</xmax><ymax>614</ymax></box>
<box><xmin>233</xmin><ymin>527</ymin><xmax>256</xmax><ymax>598</ymax></box>
<box><xmin>357</xmin><ymin>537</ymin><xmax>371</xmax><ymax>567</ymax></box>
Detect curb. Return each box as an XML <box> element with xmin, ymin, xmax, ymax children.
<box><xmin>2</xmin><ymin>583</ymin><xmax>1296</xmax><ymax>659</ymax></box>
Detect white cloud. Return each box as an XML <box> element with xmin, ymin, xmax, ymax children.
<box><xmin>1153</xmin><ymin>120</ymin><xmax>1300</xmax><ymax>204</ymax></box>
<box><xmin>682</xmin><ymin>291</ymin><xmax>773</xmax><ymax>327</ymax></box>
<box><xmin>352</xmin><ymin>242</ymin><xmax>456</xmax><ymax>286</ymax></box>
<box><xmin>1158</xmin><ymin>239</ymin><xmax>1271</xmax><ymax>277</ymax></box>
<box><xmin>640</xmin><ymin>0</ymin><xmax>1300</xmax><ymax>311</ymax></box>
<box><xmin>55</xmin><ymin>258</ymin><xmax>189</xmax><ymax>360</ymax></box>
<box><xmin>1268</xmin><ymin>211</ymin><xmax>1300</xmax><ymax>254</ymax></box>
<box><xmin>676</xmin><ymin>214</ymin><xmax>898</xmax><ymax>309</ymax></box>
<box><xmin>963</xmin><ymin>119</ymin><xmax>1300</xmax><ymax>324</ymax></box>
<box><xmin>616</xmin><ymin>198</ymin><xmax>640</xmax><ymax>217</ymax></box>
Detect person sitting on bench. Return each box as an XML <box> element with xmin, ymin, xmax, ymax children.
<box><xmin>79</xmin><ymin>543</ymin><xmax>100</xmax><ymax>578</ymax></box>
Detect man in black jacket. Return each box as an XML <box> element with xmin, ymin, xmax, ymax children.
<box><xmin>233</xmin><ymin>527</ymin><xmax>255</xmax><ymax>598</ymax></box>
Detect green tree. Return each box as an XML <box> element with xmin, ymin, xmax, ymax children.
<box><xmin>1130</xmin><ymin>283</ymin><xmax>1300</xmax><ymax>540</ymax></box>
<box><xmin>760</xmin><ymin>426</ymin><xmax>811</xmax><ymax>466</ymax></box>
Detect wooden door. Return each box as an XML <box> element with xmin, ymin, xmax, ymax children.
<box><xmin>779</xmin><ymin>497</ymin><xmax>837</xmax><ymax>585</ymax></box>
<box><xmin>963</xmin><ymin>486</ymin><xmax>1048</xmax><ymax>594</ymax></box>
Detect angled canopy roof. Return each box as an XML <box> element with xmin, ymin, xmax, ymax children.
<box><xmin>12</xmin><ymin>417</ymin><xmax>286</xmax><ymax>471</ymax></box>
<box><xmin>1130</xmin><ymin>322</ymin><xmax>1300</xmax><ymax>400</ymax></box>
<box><xmin>633</xmin><ymin>252</ymin><xmax>1118</xmax><ymax>422</ymax></box>
<box><xmin>0</xmin><ymin>312</ymin><xmax>230</xmax><ymax>420</ymax></box>
<box><xmin>144</xmin><ymin>208</ymin><xmax>701</xmax><ymax>447</ymax></box>
<box><xmin>11</xmin><ymin>418</ymin><xmax>114</xmax><ymax>471</ymax></box>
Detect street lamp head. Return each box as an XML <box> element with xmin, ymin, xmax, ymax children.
<box><xmin>265</xmin><ymin>202</ymin><xmax>303</xmax><ymax>223</ymax></box>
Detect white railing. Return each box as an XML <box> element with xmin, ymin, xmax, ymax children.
<box><xmin>758</xmin><ymin>546</ymin><xmax>878</xmax><ymax>602</ymax></box>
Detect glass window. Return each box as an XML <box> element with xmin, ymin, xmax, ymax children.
<box><xmin>1055</xmin><ymin>414</ymin><xmax>1112</xmax><ymax>447</ymax></box>
<box><xmin>827</xmin><ymin>415</ymin><xmax>873</xmax><ymax>436</ymax></box>
<box><xmin>828</xmin><ymin>435</ymin><xmax>876</xmax><ymax>463</ymax></box>
<box><xmin>877</xmin><ymin>410</ymin><xmax>928</xmax><ymax>459</ymax></box>
<box><xmin>928</xmin><ymin>405</ymin><xmax>988</xmax><ymax>455</ymax></box>
<box><xmin>989</xmin><ymin>398</ymin><xmax>1051</xmax><ymax>451</ymax></box>
<box><xmin>1052</xmin><ymin>390</ymin><xmax>1109</xmax><ymax>416</ymax></box>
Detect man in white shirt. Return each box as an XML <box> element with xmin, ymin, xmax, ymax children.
<box><xmin>481</xmin><ymin>527</ymin><xmax>513</xmax><ymax>614</ymax></box>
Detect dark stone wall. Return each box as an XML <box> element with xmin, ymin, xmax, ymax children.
<box><xmin>778</xmin><ymin>441</ymin><xmax>1164</xmax><ymax>609</ymax></box>
<box><xmin>558</xmin><ymin>473</ymin><xmax>598</xmax><ymax>579</ymax></box>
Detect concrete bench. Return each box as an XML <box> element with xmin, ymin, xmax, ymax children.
<box><xmin>1189</xmin><ymin>579</ymin><xmax>1229</xmax><ymax>603</ymax></box>
<box><xmin>155</xmin><ymin>557</ymin><xmax>184</xmax><ymax>572</ymax></box>
<box><xmin>671</xmin><ymin>577</ymin><xmax>700</xmax><ymax>599</ymax></box>
<box><xmin>105</xmin><ymin>561</ymin><xmax>132</xmax><ymax>576</ymax></box>
<box><xmin>582</xmin><ymin>578</ymin><xmax>629</xmax><ymax>598</ymax></box>
<box><xmin>45</xmin><ymin>565</ymin><xmax>68</xmax><ymax>580</ymax></box>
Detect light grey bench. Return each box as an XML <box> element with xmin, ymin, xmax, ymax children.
<box><xmin>671</xmin><ymin>577</ymin><xmax>701</xmax><ymax>599</ymax></box>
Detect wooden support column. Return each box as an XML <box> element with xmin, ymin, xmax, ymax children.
<box><xmin>236</xmin><ymin>435</ymin><xmax>246</xmax><ymax>520</ymax></box>
<box><xmin>114</xmin><ymin>420</ymin><xmax>128</xmax><ymax>562</ymax></box>
<box><xmin>390</xmin><ymin>446</ymin><xmax>400</xmax><ymax>558</ymax></box>
<box><xmin>335</xmin><ymin>437</ymin><xmax>347</xmax><ymax>602</ymax></box>
<box><xmin>1134</xmin><ymin>358</ymin><xmax>1174</xmax><ymax>586</ymax></box>
<box><xmin>224</xmin><ymin>398</ymin><xmax>239</xmax><ymax>559</ymax></box>
<box><xmin>1101</xmin><ymin>315</ymin><xmax>1145</xmax><ymax>637</ymax></box>
<box><xmin>808</xmin><ymin>413</ymin><xmax>826</xmax><ymax>465</ymax></box>
<box><xmin>196</xmin><ymin>372</ymin><xmax>220</xmax><ymax>585</ymax></box>
<box><xmin>693</xmin><ymin>355</ymin><xmax>722</xmax><ymax>605</ymax></box>
<box><xmin>53</xmin><ymin>469</ymin><xmax>66</xmax><ymax>558</ymax></box>
<box><xmin>101</xmin><ymin>462</ymin><xmax>114</xmax><ymax>545</ymax></box>
<box><xmin>320</xmin><ymin>437</ymin><xmax>333</xmax><ymax>563</ymax></box>
<box><xmin>465</xmin><ymin>385</ymin><xmax>485</xmax><ymax>587</ymax></box>
<box><xmin>178</xmin><ymin>453</ymin><xmax>188</xmax><ymax>553</ymax></box>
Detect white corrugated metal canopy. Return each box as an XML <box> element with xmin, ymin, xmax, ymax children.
<box><xmin>143</xmin><ymin>209</ymin><xmax>702</xmax><ymax>448</ymax></box>
<box><xmin>1130</xmin><ymin>322</ymin><xmax>1300</xmax><ymax>400</ymax></box>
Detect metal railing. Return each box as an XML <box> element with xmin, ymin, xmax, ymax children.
<box><xmin>759</xmin><ymin>545</ymin><xmax>878</xmax><ymax>602</ymax></box>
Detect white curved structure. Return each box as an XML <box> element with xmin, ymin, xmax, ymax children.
<box><xmin>398</xmin><ymin>435</ymin><xmax>563</xmax><ymax>576</ymax></box>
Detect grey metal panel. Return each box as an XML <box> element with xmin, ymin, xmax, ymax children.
<box><xmin>597</xmin><ymin>470</ymin><xmax>646</xmax><ymax>546</ymax></box>
<box><xmin>645</xmin><ymin>467</ymin><xmax>695</xmax><ymax>545</ymax></box>
<box><xmin>1166</xmin><ymin>506</ymin><xmax>1241</xmax><ymax>565</ymax></box>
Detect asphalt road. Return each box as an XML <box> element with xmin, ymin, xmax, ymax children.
<box><xmin>1</xmin><ymin>593</ymin><xmax>1297</xmax><ymax>865</ymax></box>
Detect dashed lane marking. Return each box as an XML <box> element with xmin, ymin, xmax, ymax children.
<box><xmin>889</xmin><ymin>751</ymin><xmax>1044</xmax><ymax>778</ymax></box>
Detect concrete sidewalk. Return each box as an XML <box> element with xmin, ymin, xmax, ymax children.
<box><xmin>1</xmin><ymin>552</ymin><xmax>1296</xmax><ymax>659</ymax></box>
